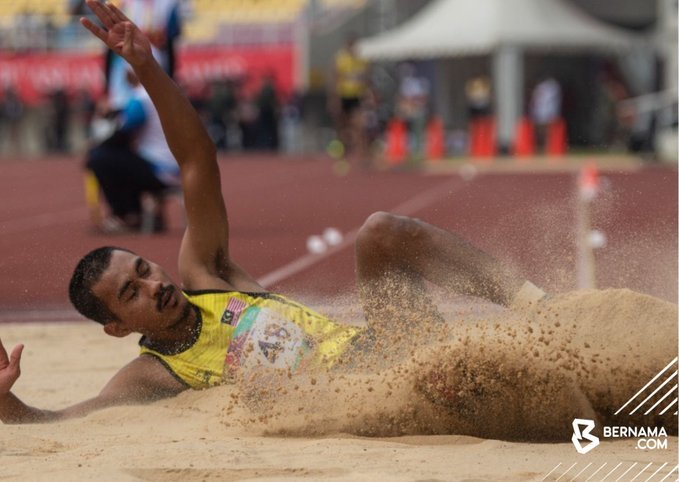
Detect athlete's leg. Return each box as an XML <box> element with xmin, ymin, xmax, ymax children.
<box><xmin>355</xmin><ymin>212</ymin><xmax>529</xmax><ymax>332</ymax></box>
<box><xmin>348</xmin><ymin>105</ymin><xmax>367</xmax><ymax>168</ymax></box>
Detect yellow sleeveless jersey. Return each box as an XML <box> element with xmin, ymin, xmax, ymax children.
<box><xmin>139</xmin><ymin>290</ymin><xmax>363</xmax><ymax>389</ymax></box>
<box><xmin>335</xmin><ymin>48</ymin><xmax>368</xmax><ymax>98</ymax></box>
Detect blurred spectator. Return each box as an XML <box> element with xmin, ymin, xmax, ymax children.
<box><xmin>124</xmin><ymin>71</ymin><xmax>180</xmax><ymax>188</ymax></box>
<box><xmin>43</xmin><ymin>13</ymin><xmax>58</xmax><ymax>50</ymax></box>
<box><xmin>125</xmin><ymin>0</ymin><xmax>181</xmax><ymax>76</ymax></box>
<box><xmin>89</xmin><ymin>97</ymin><xmax>117</xmax><ymax>144</ymax></box>
<box><xmin>86</xmin><ymin>70</ymin><xmax>179</xmax><ymax>233</ymax></box>
<box><xmin>238</xmin><ymin>97</ymin><xmax>259</xmax><ymax>151</ymax></box>
<box><xmin>465</xmin><ymin>76</ymin><xmax>492</xmax><ymax>120</ymax></box>
<box><xmin>530</xmin><ymin>77</ymin><xmax>562</xmax><ymax>152</ymax></box>
<box><xmin>281</xmin><ymin>90</ymin><xmax>304</xmax><ymax>154</ymax></box>
<box><xmin>13</xmin><ymin>10</ymin><xmax>37</xmax><ymax>52</ymax></box>
<box><xmin>0</xmin><ymin>88</ymin><xmax>25</xmax><ymax>156</ymax></box>
<box><xmin>68</xmin><ymin>0</ymin><xmax>101</xmax><ymax>48</ymax></box>
<box><xmin>396</xmin><ymin>62</ymin><xmax>430</xmax><ymax>158</ymax></box>
<box><xmin>362</xmin><ymin>87</ymin><xmax>381</xmax><ymax>153</ymax></box>
<box><xmin>331</xmin><ymin>34</ymin><xmax>370</xmax><ymax>166</ymax></box>
<box><xmin>593</xmin><ymin>74</ymin><xmax>631</xmax><ymax>150</ymax></box>
<box><xmin>73</xmin><ymin>88</ymin><xmax>98</xmax><ymax>144</ymax></box>
<box><xmin>69</xmin><ymin>0</ymin><xmax>88</xmax><ymax>16</ymax></box>
<box><xmin>47</xmin><ymin>89</ymin><xmax>71</xmax><ymax>153</ymax></box>
<box><xmin>184</xmin><ymin>80</ymin><xmax>209</xmax><ymax>120</ymax></box>
<box><xmin>256</xmin><ymin>74</ymin><xmax>280</xmax><ymax>151</ymax></box>
<box><xmin>206</xmin><ymin>79</ymin><xmax>237</xmax><ymax>150</ymax></box>
<box><xmin>107</xmin><ymin>0</ymin><xmax>182</xmax><ymax>110</ymax></box>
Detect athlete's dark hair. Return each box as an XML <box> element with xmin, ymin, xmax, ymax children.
<box><xmin>68</xmin><ymin>246</ymin><xmax>132</xmax><ymax>325</ymax></box>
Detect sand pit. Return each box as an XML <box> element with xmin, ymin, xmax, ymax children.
<box><xmin>1</xmin><ymin>289</ymin><xmax>677</xmax><ymax>481</ymax></box>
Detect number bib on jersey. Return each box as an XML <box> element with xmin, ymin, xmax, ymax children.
<box><xmin>225</xmin><ymin>306</ymin><xmax>316</xmax><ymax>380</ymax></box>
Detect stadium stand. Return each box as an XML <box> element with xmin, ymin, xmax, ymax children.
<box><xmin>0</xmin><ymin>0</ymin><xmax>367</xmax><ymax>48</ymax></box>
<box><xmin>0</xmin><ymin>0</ymin><xmax>69</xmax><ymax>26</ymax></box>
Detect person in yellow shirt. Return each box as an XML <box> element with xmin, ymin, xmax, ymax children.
<box><xmin>0</xmin><ymin>3</ymin><xmax>531</xmax><ymax>423</ymax></box>
<box><xmin>331</xmin><ymin>34</ymin><xmax>371</xmax><ymax>169</ymax></box>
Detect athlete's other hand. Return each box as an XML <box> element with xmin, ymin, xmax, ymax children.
<box><xmin>0</xmin><ymin>339</ymin><xmax>23</xmax><ymax>395</ymax></box>
<box><xmin>80</xmin><ymin>0</ymin><xmax>152</xmax><ymax>68</ymax></box>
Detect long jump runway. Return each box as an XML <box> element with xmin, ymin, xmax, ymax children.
<box><xmin>0</xmin><ymin>154</ymin><xmax>675</xmax><ymax>321</ymax></box>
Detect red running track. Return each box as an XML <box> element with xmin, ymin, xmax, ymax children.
<box><xmin>0</xmin><ymin>154</ymin><xmax>675</xmax><ymax>321</ymax></box>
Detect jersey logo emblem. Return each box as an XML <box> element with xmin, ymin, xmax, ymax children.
<box><xmin>221</xmin><ymin>298</ymin><xmax>248</xmax><ymax>325</ymax></box>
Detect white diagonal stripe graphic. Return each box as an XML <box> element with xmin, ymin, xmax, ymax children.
<box><xmin>584</xmin><ymin>463</ymin><xmax>607</xmax><ymax>482</ymax></box>
<box><xmin>630</xmin><ymin>371</ymin><xmax>677</xmax><ymax>414</ymax></box>
<box><xmin>541</xmin><ymin>463</ymin><xmax>562</xmax><ymax>481</ymax></box>
<box><xmin>570</xmin><ymin>462</ymin><xmax>592</xmax><ymax>481</ymax></box>
<box><xmin>630</xmin><ymin>462</ymin><xmax>654</xmax><ymax>481</ymax></box>
<box><xmin>659</xmin><ymin>398</ymin><xmax>677</xmax><ymax>415</ymax></box>
<box><xmin>616</xmin><ymin>358</ymin><xmax>678</xmax><ymax>415</ymax></box>
<box><xmin>645</xmin><ymin>463</ymin><xmax>668</xmax><ymax>482</ymax></box>
<box><xmin>615</xmin><ymin>463</ymin><xmax>639</xmax><ymax>482</ymax></box>
<box><xmin>601</xmin><ymin>462</ymin><xmax>623</xmax><ymax>481</ymax></box>
<box><xmin>644</xmin><ymin>385</ymin><xmax>678</xmax><ymax>415</ymax></box>
<box><xmin>555</xmin><ymin>462</ymin><xmax>578</xmax><ymax>481</ymax></box>
<box><xmin>658</xmin><ymin>465</ymin><xmax>678</xmax><ymax>482</ymax></box>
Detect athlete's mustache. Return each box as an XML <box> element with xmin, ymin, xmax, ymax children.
<box><xmin>157</xmin><ymin>284</ymin><xmax>175</xmax><ymax>312</ymax></box>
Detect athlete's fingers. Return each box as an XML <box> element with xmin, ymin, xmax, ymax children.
<box><xmin>86</xmin><ymin>0</ymin><xmax>115</xmax><ymax>29</ymax></box>
<box><xmin>80</xmin><ymin>17</ymin><xmax>109</xmax><ymax>44</ymax></box>
<box><xmin>0</xmin><ymin>338</ymin><xmax>8</xmax><ymax>365</ymax></box>
<box><xmin>123</xmin><ymin>22</ymin><xmax>133</xmax><ymax>55</ymax></box>
<box><xmin>107</xmin><ymin>2</ymin><xmax>132</xmax><ymax>24</ymax></box>
<box><xmin>8</xmin><ymin>344</ymin><xmax>23</xmax><ymax>370</ymax></box>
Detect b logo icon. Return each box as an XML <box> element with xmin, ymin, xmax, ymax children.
<box><xmin>572</xmin><ymin>419</ymin><xmax>600</xmax><ymax>454</ymax></box>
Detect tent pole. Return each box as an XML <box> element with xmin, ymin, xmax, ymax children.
<box><xmin>493</xmin><ymin>46</ymin><xmax>523</xmax><ymax>155</ymax></box>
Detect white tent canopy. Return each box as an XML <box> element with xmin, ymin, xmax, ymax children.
<box><xmin>357</xmin><ymin>0</ymin><xmax>647</xmax><ymax>150</ymax></box>
<box><xmin>358</xmin><ymin>0</ymin><xmax>644</xmax><ymax>60</ymax></box>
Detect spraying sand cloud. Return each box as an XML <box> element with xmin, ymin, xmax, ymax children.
<box><xmin>219</xmin><ymin>289</ymin><xmax>677</xmax><ymax>441</ymax></box>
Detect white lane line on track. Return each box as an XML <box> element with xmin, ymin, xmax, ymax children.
<box><xmin>0</xmin><ymin>207</ymin><xmax>87</xmax><ymax>236</ymax></box>
<box><xmin>2</xmin><ymin>175</ymin><xmax>462</xmax><ymax>320</ymax></box>
<box><xmin>256</xmin><ymin>177</ymin><xmax>463</xmax><ymax>288</ymax></box>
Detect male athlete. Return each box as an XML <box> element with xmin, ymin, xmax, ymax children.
<box><xmin>0</xmin><ymin>2</ymin><xmax>579</xmax><ymax>426</ymax></box>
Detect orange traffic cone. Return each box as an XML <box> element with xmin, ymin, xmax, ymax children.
<box><xmin>426</xmin><ymin>117</ymin><xmax>446</xmax><ymax>161</ymax></box>
<box><xmin>547</xmin><ymin>118</ymin><xmax>567</xmax><ymax>157</ymax></box>
<box><xmin>470</xmin><ymin>116</ymin><xmax>496</xmax><ymax>160</ymax></box>
<box><xmin>514</xmin><ymin>117</ymin><xmax>535</xmax><ymax>159</ymax></box>
<box><xmin>386</xmin><ymin>119</ymin><xmax>408</xmax><ymax>165</ymax></box>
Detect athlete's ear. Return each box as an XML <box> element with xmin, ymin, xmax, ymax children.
<box><xmin>104</xmin><ymin>321</ymin><xmax>132</xmax><ymax>338</ymax></box>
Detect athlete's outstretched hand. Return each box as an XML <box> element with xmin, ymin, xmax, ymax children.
<box><xmin>80</xmin><ymin>0</ymin><xmax>152</xmax><ymax>68</ymax></box>
<box><xmin>0</xmin><ymin>339</ymin><xmax>23</xmax><ymax>395</ymax></box>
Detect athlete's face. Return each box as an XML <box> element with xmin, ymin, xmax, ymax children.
<box><xmin>92</xmin><ymin>250</ymin><xmax>190</xmax><ymax>338</ymax></box>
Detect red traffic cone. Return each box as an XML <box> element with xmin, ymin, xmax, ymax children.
<box><xmin>426</xmin><ymin>117</ymin><xmax>446</xmax><ymax>161</ymax></box>
<box><xmin>470</xmin><ymin>116</ymin><xmax>496</xmax><ymax>160</ymax></box>
<box><xmin>386</xmin><ymin>119</ymin><xmax>408</xmax><ymax>165</ymax></box>
<box><xmin>547</xmin><ymin>118</ymin><xmax>567</xmax><ymax>157</ymax></box>
<box><xmin>514</xmin><ymin>117</ymin><xmax>535</xmax><ymax>159</ymax></box>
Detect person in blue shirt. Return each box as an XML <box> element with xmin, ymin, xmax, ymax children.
<box><xmin>86</xmin><ymin>69</ymin><xmax>179</xmax><ymax>233</ymax></box>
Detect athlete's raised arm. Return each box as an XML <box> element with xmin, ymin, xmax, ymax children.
<box><xmin>81</xmin><ymin>1</ymin><xmax>262</xmax><ymax>292</ymax></box>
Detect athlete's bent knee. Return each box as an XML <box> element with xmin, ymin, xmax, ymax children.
<box><xmin>357</xmin><ymin>212</ymin><xmax>423</xmax><ymax>253</ymax></box>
